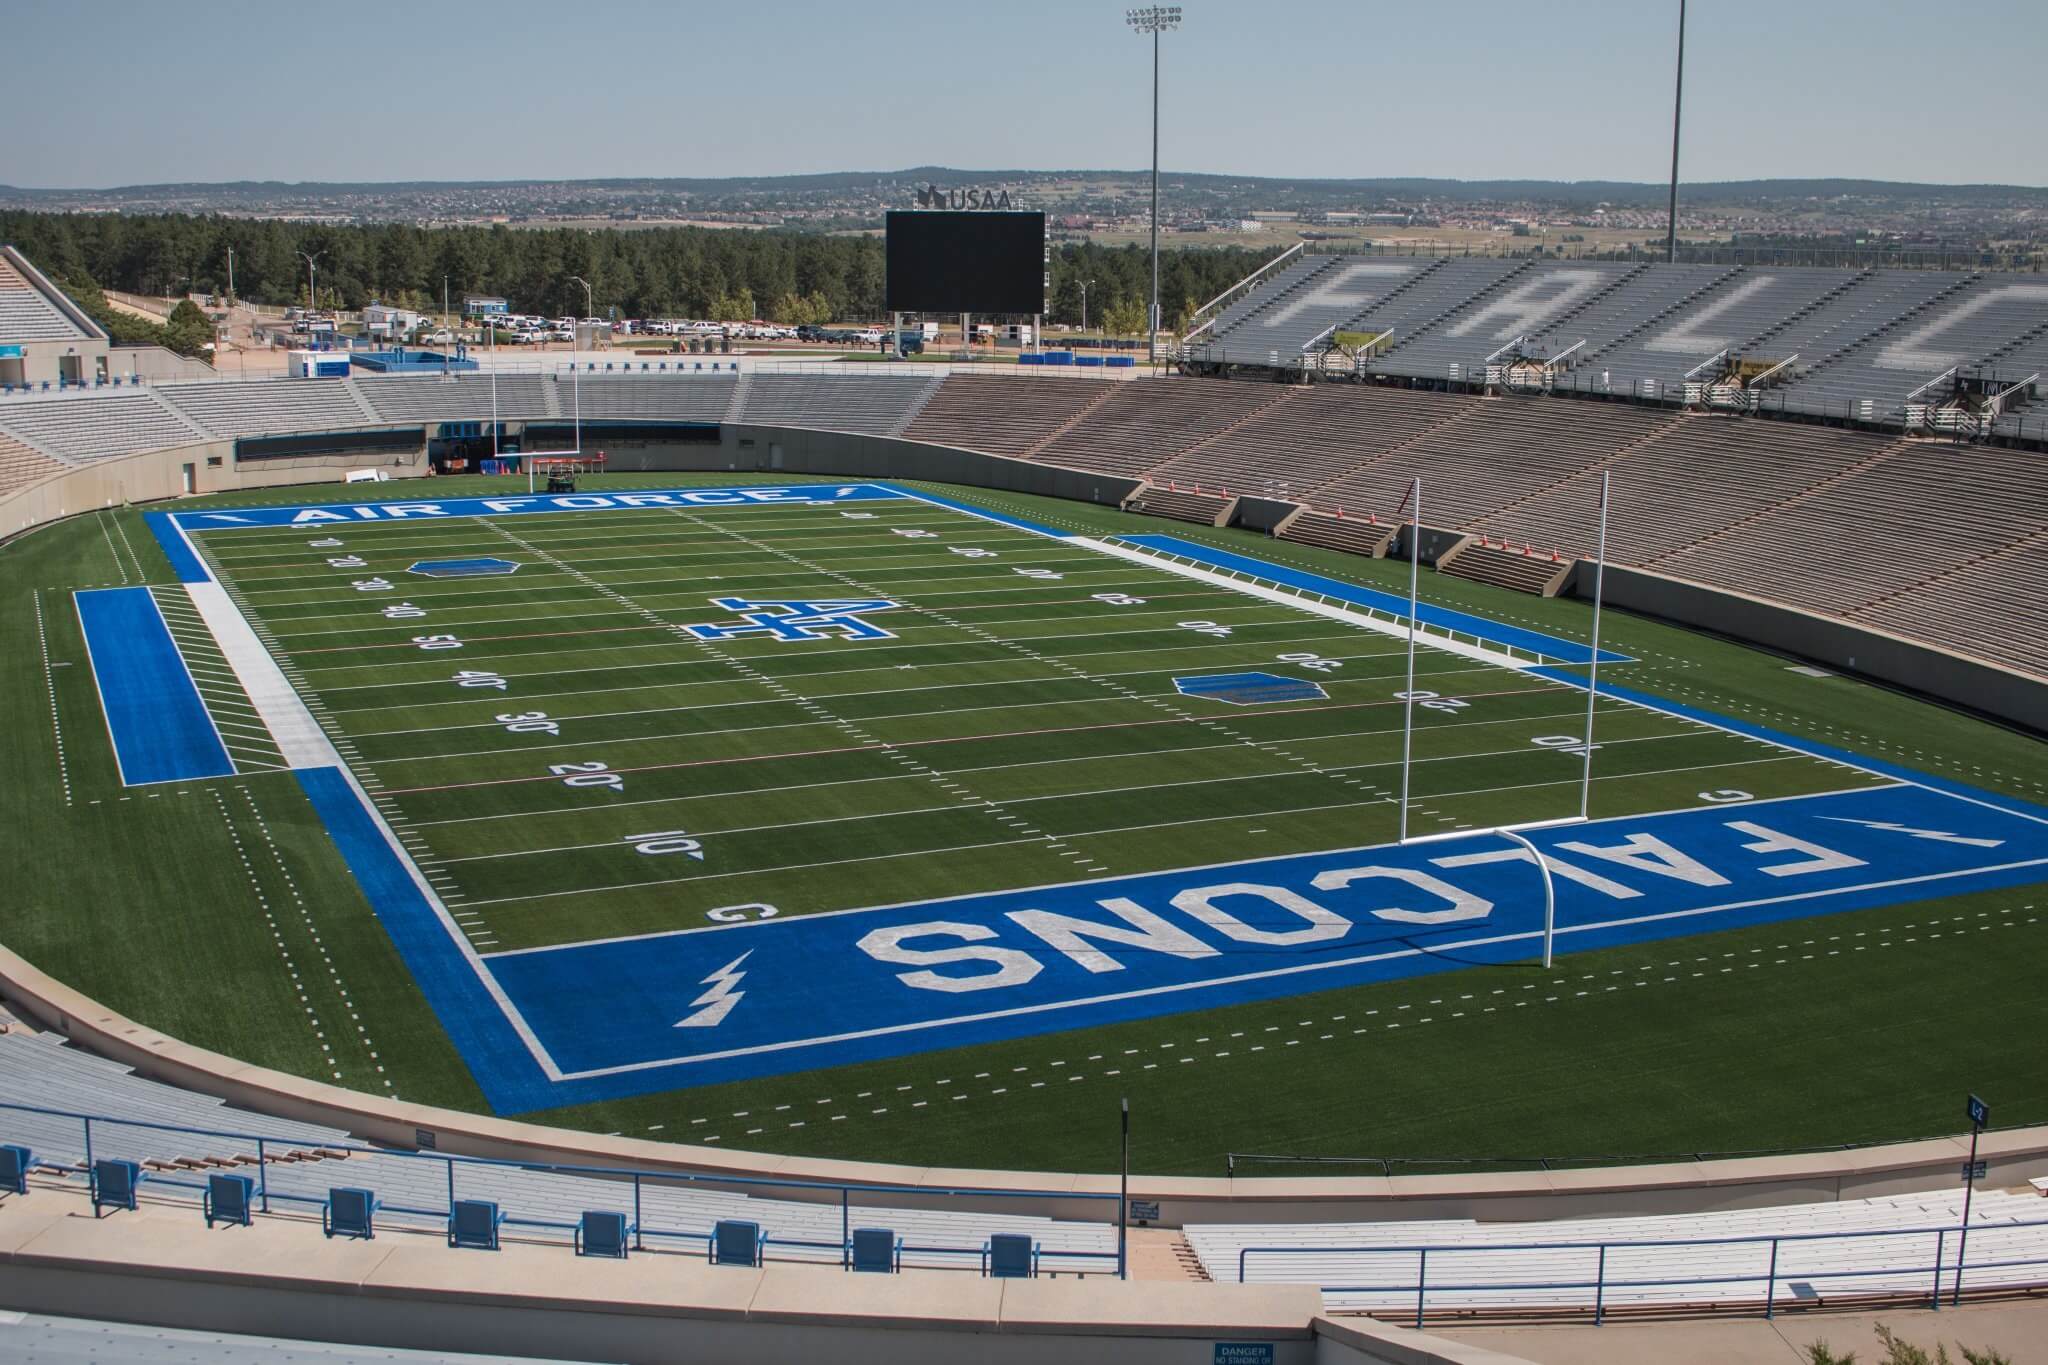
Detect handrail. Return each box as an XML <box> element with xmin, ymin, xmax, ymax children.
<box><xmin>1985</xmin><ymin>372</ymin><xmax>2040</xmax><ymax>417</ymax></box>
<box><xmin>1483</xmin><ymin>335</ymin><xmax>1528</xmax><ymax>365</ymax></box>
<box><xmin>1683</xmin><ymin>348</ymin><xmax>1729</xmax><ymax>380</ymax></box>
<box><xmin>1183</xmin><ymin>241</ymin><xmax>1308</xmax><ymax>334</ymax></box>
<box><xmin>1904</xmin><ymin>366</ymin><xmax>1960</xmax><ymax>404</ymax></box>
<box><xmin>0</xmin><ymin>1098</ymin><xmax>1124</xmax><ymax>1275</ymax></box>
<box><xmin>1236</xmin><ymin>1215</ymin><xmax>2048</xmax><ymax>1326</ymax></box>
<box><xmin>1745</xmin><ymin>352</ymin><xmax>1800</xmax><ymax>388</ymax></box>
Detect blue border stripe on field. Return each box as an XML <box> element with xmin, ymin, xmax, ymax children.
<box><xmin>1530</xmin><ymin>669</ymin><xmax>2048</xmax><ymax>824</ymax></box>
<box><xmin>1113</xmin><ymin>533</ymin><xmax>1630</xmax><ymax>665</ymax></box>
<box><xmin>143</xmin><ymin>512</ymin><xmax>212</xmax><ymax>583</ymax></box>
<box><xmin>293</xmin><ymin>766</ymin><xmax>550</xmax><ymax>1110</ymax></box>
<box><xmin>888</xmin><ymin>485</ymin><xmax>1073</xmax><ymax>538</ymax></box>
<box><xmin>74</xmin><ymin>587</ymin><xmax>233</xmax><ymax>786</ymax></box>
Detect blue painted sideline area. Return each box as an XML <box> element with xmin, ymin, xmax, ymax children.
<box><xmin>172</xmin><ymin>484</ymin><xmax>905</xmax><ymax>532</ymax></box>
<box><xmin>293</xmin><ymin>766</ymin><xmax>554</xmax><ymax>1109</ymax></box>
<box><xmin>142</xmin><ymin>512</ymin><xmax>212</xmax><ymax>585</ymax></box>
<box><xmin>1114</xmin><ymin>533</ymin><xmax>1629</xmax><ymax>665</ymax></box>
<box><xmin>891</xmin><ymin>485</ymin><xmax>1075</xmax><ymax>539</ymax></box>
<box><xmin>1530</xmin><ymin>669</ymin><xmax>2048</xmax><ymax>825</ymax></box>
<box><xmin>73</xmin><ymin>588</ymin><xmax>234</xmax><ymax>786</ymax></box>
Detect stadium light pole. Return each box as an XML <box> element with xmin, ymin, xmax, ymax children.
<box><xmin>1080</xmin><ymin>278</ymin><xmax>1095</xmax><ymax>334</ymax></box>
<box><xmin>1665</xmin><ymin>0</ymin><xmax>1686</xmax><ymax>264</ymax></box>
<box><xmin>297</xmin><ymin>250</ymin><xmax>323</xmax><ymax>317</ymax></box>
<box><xmin>1126</xmin><ymin>6</ymin><xmax>1180</xmax><ymax>363</ymax></box>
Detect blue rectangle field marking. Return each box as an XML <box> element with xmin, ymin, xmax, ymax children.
<box><xmin>143</xmin><ymin>512</ymin><xmax>212</xmax><ymax>584</ymax></box>
<box><xmin>74</xmin><ymin>587</ymin><xmax>234</xmax><ymax>786</ymax></box>
<box><xmin>1114</xmin><ymin>534</ymin><xmax>1628</xmax><ymax>665</ymax></box>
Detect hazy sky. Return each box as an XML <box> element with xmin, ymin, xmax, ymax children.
<box><xmin>6</xmin><ymin>0</ymin><xmax>2043</xmax><ymax>189</ymax></box>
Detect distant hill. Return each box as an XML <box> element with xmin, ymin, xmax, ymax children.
<box><xmin>3</xmin><ymin>169</ymin><xmax>2044</xmax><ymax>212</ymax></box>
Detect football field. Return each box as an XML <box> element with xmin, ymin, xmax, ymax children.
<box><xmin>129</xmin><ymin>481</ymin><xmax>2048</xmax><ymax>1116</ymax></box>
<box><xmin>191</xmin><ymin>488</ymin><xmax>1868</xmax><ymax>943</ymax></box>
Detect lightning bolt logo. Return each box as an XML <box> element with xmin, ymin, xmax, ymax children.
<box><xmin>1817</xmin><ymin>818</ymin><xmax>2004</xmax><ymax>849</ymax></box>
<box><xmin>675</xmin><ymin>950</ymin><xmax>753</xmax><ymax>1029</ymax></box>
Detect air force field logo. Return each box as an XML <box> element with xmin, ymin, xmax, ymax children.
<box><xmin>683</xmin><ymin>598</ymin><xmax>903</xmax><ymax>643</ymax></box>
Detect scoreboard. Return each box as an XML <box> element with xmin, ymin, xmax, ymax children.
<box><xmin>884</xmin><ymin>211</ymin><xmax>1046</xmax><ymax>316</ymax></box>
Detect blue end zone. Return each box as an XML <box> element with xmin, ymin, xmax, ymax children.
<box><xmin>477</xmin><ymin>781</ymin><xmax>2048</xmax><ymax>1107</ymax></box>
<box><xmin>173</xmin><ymin>484</ymin><xmax>905</xmax><ymax>532</ymax></box>
<box><xmin>1115</xmin><ymin>534</ymin><xmax>1629</xmax><ymax>665</ymax></box>
<box><xmin>74</xmin><ymin>588</ymin><xmax>233</xmax><ymax>786</ymax></box>
<box><xmin>142</xmin><ymin>512</ymin><xmax>212</xmax><ymax>584</ymax></box>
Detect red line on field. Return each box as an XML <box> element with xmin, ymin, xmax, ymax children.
<box><xmin>376</xmin><ymin>679</ymin><xmax>1591</xmax><ymax>796</ymax></box>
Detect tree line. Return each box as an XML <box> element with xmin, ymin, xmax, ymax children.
<box><xmin>0</xmin><ymin>210</ymin><xmax>1283</xmax><ymax>332</ymax></box>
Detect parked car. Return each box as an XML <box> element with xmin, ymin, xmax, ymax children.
<box><xmin>884</xmin><ymin>332</ymin><xmax>925</xmax><ymax>355</ymax></box>
<box><xmin>853</xmin><ymin>328</ymin><xmax>884</xmax><ymax>344</ymax></box>
<box><xmin>796</xmin><ymin>324</ymin><xmax>826</xmax><ymax>342</ymax></box>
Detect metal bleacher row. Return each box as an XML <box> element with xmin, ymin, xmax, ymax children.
<box><xmin>1186</xmin><ymin>1184</ymin><xmax>2048</xmax><ymax>1318</ymax></box>
<box><xmin>0</xmin><ymin>359</ymin><xmax>2041</xmax><ymax>679</ymax></box>
<box><xmin>1194</xmin><ymin>258</ymin><xmax>2048</xmax><ymax>422</ymax></box>
<box><xmin>0</xmin><ymin>1022</ymin><xmax>1119</xmax><ymax>1273</ymax></box>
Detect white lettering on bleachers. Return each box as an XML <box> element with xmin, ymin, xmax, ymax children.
<box><xmin>1260</xmin><ymin>263</ymin><xmax>1416</xmax><ymax>329</ymax></box>
<box><xmin>1447</xmin><ymin>270</ymin><xmax>1610</xmax><ymax>340</ymax></box>
<box><xmin>1876</xmin><ymin>285</ymin><xmax>2048</xmax><ymax>372</ymax></box>
<box><xmin>1644</xmin><ymin>275</ymin><xmax>1781</xmax><ymax>354</ymax></box>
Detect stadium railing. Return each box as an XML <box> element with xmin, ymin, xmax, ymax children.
<box><xmin>1236</xmin><ymin>1219</ymin><xmax>2048</xmax><ymax>1327</ymax></box>
<box><xmin>0</xmin><ymin>1099</ymin><xmax>1125</xmax><ymax>1277</ymax></box>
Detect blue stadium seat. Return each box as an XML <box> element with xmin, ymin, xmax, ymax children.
<box><xmin>0</xmin><ymin>1144</ymin><xmax>32</xmax><ymax>1195</ymax></box>
<box><xmin>203</xmin><ymin>1172</ymin><xmax>254</xmax><ymax>1228</ymax></box>
<box><xmin>710</xmin><ymin>1218</ymin><xmax>763</xmax><ymax>1266</ymax></box>
<box><xmin>576</xmin><ymin>1210</ymin><xmax>630</xmax><ymax>1259</ymax></box>
<box><xmin>449</xmin><ymin>1198</ymin><xmax>506</xmax><ymax>1250</ymax></box>
<box><xmin>90</xmin><ymin>1158</ymin><xmax>141</xmax><ymax>1216</ymax></box>
<box><xmin>983</xmin><ymin>1232</ymin><xmax>1038</xmax><ymax>1278</ymax></box>
<box><xmin>323</xmin><ymin>1186</ymin><xmax>377</xmax><ymax>1239</ymax></box>
<box><xmin>848</xmin><ymin>1226</ymin><xmax>900</xmax><ymax>1273</ymax></box>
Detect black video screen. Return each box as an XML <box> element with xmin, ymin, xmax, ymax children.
<box><xmin>885</xmin><ymin>211</ymin><xmax>1046</xmax><ymax>315</ymax></box>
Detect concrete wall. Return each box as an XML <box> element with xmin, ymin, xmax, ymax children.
<box><xmin>1569</xmin><ymin>563</ymin><xmax>2048</xmax><ymax>734</ymax></box>
<box><xmin>0</xmin><ymin>437</ymin><xmax>430</xmax><ymax>542</ymax></box>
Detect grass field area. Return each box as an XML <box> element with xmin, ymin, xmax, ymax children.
<box><xmin>4</xmin><ymin>470</ymin><xmax>2045</xmax><ymax>1174</ymax></box>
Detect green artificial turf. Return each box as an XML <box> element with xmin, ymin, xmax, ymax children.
<box><xmin>2</xmin><ymin>470</ymin><xmax>2042</xmax><ymax>1174</ymax></box>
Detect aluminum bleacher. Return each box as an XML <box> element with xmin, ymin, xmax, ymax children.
<box><xmin>900</xmin><ymin>374</ymin><xmax>1117</xmax><ymax>456</ymax></box>
<box><xmin>0</xmin><ymin>251</ymin><xmax>97</xmax><ymax>344</ymax></box>
<box><xmin>1371</xmin><ymin>262</ymin><xmax>1636</xmax><ymax>380</ymax></box>
<box><xmin>1473</xmin><ymin>415</ymin><xmax>1884</xmax><ymax>565</ymax></box>
<box><xmin>736</xmin><ymin>373</ymin><xmax>941</xmax><ymax>436</ymax></box>
<box><xmin>1198</xmin><ymin>254</ymin><xmax>1340</xmax><ymax>339</ymax></box>
<box><xmin>156</xmin><ymin>378</ymin><xmax>375</xmax><ymax>438</ymax></box>
<box><xmin>1305</xmin><ymin>396</ymin><xmax>1682</xmax><ymax>531</ymax></box>
<box><xmin>568</xmin><ymin>372</ymin><xmax>735</xmax><ymax>422</ymax></box>
<box><xmin>1773</xmin><ymin>275</ymin><xmax>2048</xmax><ymax>417</ymax></box>
<box><xmin>1536</xmin><ymin>263</ymin><xmax>1737</xmax><ymax>374</ymax></box>
<box><xmin>1650</xmin><ymin>439</ymin><xmax>2039</xmax><ymax>618</ymax></box>
<box><xmin>355</xmin><ymin>372</ymin><xmax>553</xmax><ymax>423</ymax></box>
<box><xmin>1149</xmin><ymin>384</ymin><xmax>1482</xmax><ymax>494</ymax></box>
<box><xmin>1203</xmin><ymin>259</ymin><xmax>1435</xmax><ymax>364</ymax></box>
<box><xmin>0</xmin><ymin>429</ymin><xmax>68</xmax><ymax>497</ymax></box>
<box><xmin>1028</xmin><ymin>378</ymin><xmax>1287</xmax><ymax>479</ymax></box>
<box><xmin>1558</xmin><ymin>267</ymin><xmax>1868</xmax><ymax>393</ymax></box>
<box><xmin>0</xmin><ymin>1022</ymin><xmax>1117</xmax><ymax>1274</ymax></box>
<box><xmin>1188</xmin><ymin>1184</ymin><xmax>2048</xmax><ymax>1317</ymax></box>
<box><xmin>0</xmin><ymin>390</ymin><xmax>205</xmax><ymax>461</ymax></box>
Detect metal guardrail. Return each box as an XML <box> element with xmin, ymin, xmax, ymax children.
<box><xmin>1236</xmin><ymin>1216</ymin><xmax>2048</xmax><ymax>1327</ymax></box>
<box><xmin>0</xmin><ymin>1100</ymin><xmax>1124</xmax><ymax>1275</ymax></box>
